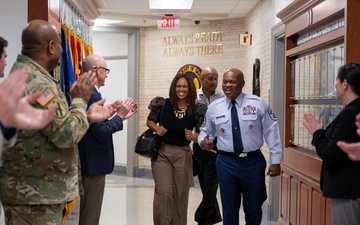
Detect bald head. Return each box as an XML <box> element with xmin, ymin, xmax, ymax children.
<box><xmin>225</xmin><ymin>68</ymin><xmax>244</xmax><ymax>81</ymax></box>
<box><xmin>222</xmin><ymin>68</ymin><xmax>245</xmax><ymax>100</ymax></box>
<box><xmin>22</xmin><ymin>20</ymin><xmax>59</xmax><ymax>55</ymax></box>
<box><xmin>21</xmin><ymin>20</ymin><xmax>62</xmax><ymax>72</ymax></box>
<box><xmin>200</xmin><ymin>66</ymin><xmax>219</xmax><ymax>97</ymax></box>
<box><xmin>82</xmin><ymin>55</ymin><xmax>106</xmax><ymax>72</ymax></box>
<box><xmin>83</xmin><ymin>54</ymin><xmax>108</xmax><ymax>87</ymax></box>
<box><xmin>201</xmin><ymin>67</ymin><xmax>217</xmax><ymax>79</ymax></box>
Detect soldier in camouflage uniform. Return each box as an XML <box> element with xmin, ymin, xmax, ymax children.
<box><xmin>0</xmin><ymin>70</ymin><xmax>57</xmax><ymax>153</ymax></box>
<box><xmin>0</xmin><ymin>20</ymin><xmax>108</xmax><ymax>225</ymax></box>
<box><xmin>0</xmin><ymin>36</ymin><xmax>56</xmax><ymax>152</ymax></box>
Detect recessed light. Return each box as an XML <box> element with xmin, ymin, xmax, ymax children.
<box><xmin>149</xmin><ymin>0</ymin><xmax>193</xmax><ymax>10</ymax></box>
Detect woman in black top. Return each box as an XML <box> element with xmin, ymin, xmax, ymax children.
<box><xmin>147</xmin><ymin>72</ymin><xmax>206</xmax><ymax>225</ymax></box>
<box><xmin>303</xmin><ymin>63</ymin><xmax>360</xmax><ymax>225</ymax></box>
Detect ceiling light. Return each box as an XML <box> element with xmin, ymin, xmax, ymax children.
<box><xmin>94</xmin><ymin>19</ymin><xmax>124</xmax><ymax>26</ymax></box>
<box><xmin>149</xmin><ymin>0</ymin><xmax>193</xmax><ymax>10</ymax></box>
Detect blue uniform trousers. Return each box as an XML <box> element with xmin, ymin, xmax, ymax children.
<box><xmin>216</xmin><ymin>150</ymin><xmax>267</xmax><ymax>225</ymax></box>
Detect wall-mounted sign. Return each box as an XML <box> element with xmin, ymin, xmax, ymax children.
<box><xmin>177</xmin><ymin>64</ymin><xmax>202</xmax><ymax>90</ymax></box>
<box><xmin>158</xmin><ymin>16</ymin><xmax>180</xmax><ymax>29</ymax></box>
<box><xmin>239</xmin><ymin>33</ymin><xmax>252</xmax><ymax>45</ymax></box>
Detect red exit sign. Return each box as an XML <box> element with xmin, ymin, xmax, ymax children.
<box><xmin>158</xmin><ymin>17</ymin><xmax>180</xmax><ymax>29</ymax></box>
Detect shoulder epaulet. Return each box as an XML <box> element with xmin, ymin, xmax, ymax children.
<box><xmin>246</xmin><ymin>94</ymin><xmax>261</xmax><ymax>101</ymax></box>
<box><xmin>208</xmin><ymin>97</ymin><xmax>225</xmax><ymax>108</ymax></box>
<box><xmin>247</xmin><ymin>97</ymin><xmax>260</xmax><ymax>101</ymax></box>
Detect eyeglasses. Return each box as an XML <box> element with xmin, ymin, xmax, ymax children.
<box><xmin>95</xmin><ymin>66</ymin><xmax>110</xmax><ymax>74</ymax></box>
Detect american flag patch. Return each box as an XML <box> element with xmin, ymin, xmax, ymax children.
<box><xmin>37</xmin><ymin>88</ymin><xmax>55</xmax><ymax>107</ymax></box>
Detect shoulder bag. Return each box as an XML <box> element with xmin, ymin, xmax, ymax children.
<box><xmin>134</xmin><ymin>101</ymin><xmax>165</xmax><ymax>159</ymax></box>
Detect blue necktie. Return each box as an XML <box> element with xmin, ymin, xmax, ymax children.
<box><xmin>231</xmin><ymin>100</ymin><xmax>243</xmax><ymax>154</ymax></box>
<box><xmin>99</xmin><ymin>92</ymin><xmax>102</xmax><ymax>99</ymax></box>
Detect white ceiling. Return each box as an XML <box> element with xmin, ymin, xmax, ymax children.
<box><xmin>93</xmin><ymin>0</ymin><xmax>261</xmax><ymax>27</ymax></box>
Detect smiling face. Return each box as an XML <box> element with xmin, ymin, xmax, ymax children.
<box><xmin>95</xmin><ymin>59</ymin><xmax>109</xmax><ymax>87</ymax></box>
<box><xmin>222</xmin><ymin>68</ymin><xmax>245</xmax><ymax>100</ymax></box>
<box><xmin>201</xmin><ymin>67</ymin><xmax>218</xmax><ymax>96</ymax></box>
<box><xmin>176</xmin><ymin>77</ymin><xmax>189</xmax><ymax>101</ymax></box>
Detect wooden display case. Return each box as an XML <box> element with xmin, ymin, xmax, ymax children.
<box><xmin>27</xmin><ymin>0</ymin><xmax>99</xmax><ymax>30</ymax></box>
<box><xmin>277</xmin><ymin>0</ymin><xmax>360</xmax><ymax>224</ymax></box>
<box><xmin>28</xmin><ymin>0</ymin><xmax>61</xmax><ymax>29</ymax></box>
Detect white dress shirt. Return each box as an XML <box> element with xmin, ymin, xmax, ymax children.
<box><xmin>198</xmin><ymin>93</ymin><xmax>283</xmax><ymax>164</ymax></box>
<box><xmin>196</xmin><ymin>88</ymin><xmax>225</xmax><ymax>106</ymax></box>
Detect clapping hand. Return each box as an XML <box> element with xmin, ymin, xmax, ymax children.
<box><xmin>70</xmin><ymin>71</ymin><xmax>97</xmax><ymax>103</ymax></box>
<box><xmin>116</xmin><ymin>97</ymin><xmax>138</xmax><ymax>120</ymax></box>
<box><xmin>337</xmin><ymin>113</ymin><xmax>360</xmax><ymax>161</ymax></box>
<box><xmin>302</xmin><ymin>112</ymin><xmax>324</xmax><ymax>135</ymax></box>
<box><xmin>87</xmin><ymin>99</ymin><xmax>120</xmax><ymax>123</ymax></box>
<box><xmin>0</xmin><ymin>70</ymin><xmax>56</xmax><ymax>130</ymax></box>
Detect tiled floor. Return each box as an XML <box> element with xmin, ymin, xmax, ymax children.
<box><xmin>0</xmin><ymin>174</ymin><xmax>279</xmax><ymax>225</ymax></box>
<box><xmin>100</xmin><ymin>174</ymin><xmax>278</xmax><ymax>225</ymax></box>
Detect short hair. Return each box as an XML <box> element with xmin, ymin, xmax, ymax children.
<box><xmin>0</xmin><ymin>37</ymin><xmax>8</xmax><ymax>57</ymax></box>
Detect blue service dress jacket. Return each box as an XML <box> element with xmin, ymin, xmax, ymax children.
<box><xmin>78</xmin><ymin>88</ymin><xmax>123</xmax><ymax>175</ymax></box>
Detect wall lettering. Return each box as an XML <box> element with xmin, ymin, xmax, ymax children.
<box><xmin>162</xmin><ymin>31</ymin><xmax>224</xmax><ymax>57</ymax></box>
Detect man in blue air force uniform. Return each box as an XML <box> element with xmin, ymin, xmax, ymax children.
<box><xmin>198</xmin><ymin>68</ymin><xmax>283</xmax><ymax>225</ymax></box>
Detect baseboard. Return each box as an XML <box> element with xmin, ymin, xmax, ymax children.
<box><xmin>112</xmin><ymin>165</ymin><xmax>153</xmax><ymax>178</ymax></box>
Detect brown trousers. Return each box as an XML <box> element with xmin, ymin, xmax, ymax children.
<box><xmin>151</xmin><ymin>142</ymin><xmax>194</xmax><ymax>225</ymax></box>
<box><xmin>79</xmin><ymin>175</ymin><xmax>106</xmax><ymax>225</ymax></box>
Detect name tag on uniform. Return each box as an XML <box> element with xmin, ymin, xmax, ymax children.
<box><xmin>216</xmin><ymin>115</ymin><xmax>225</xmax><ymax>119</ymax></box>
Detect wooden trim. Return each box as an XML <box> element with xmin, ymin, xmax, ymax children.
<box><xmin>285</xmin><ymin>27</ymin><xmax>344</xmax><ymax>57</ymax></box>
<box><xmin>285</xmin><ymin>12</ymin><xmax>309</xmax><ymax>37</ymax></box>
<box><xmin>49</xmin><ymin>0</ymin><xmax>60</xmax><ymax>22</ymax></box>
<box><xmin>284</xmin><ymin>57</ymin><xmax>292</xmax><ymax>147</ymax></box>
<box><xmin>282</xmin><ymin>147</ymin><xmax>322</xmax><ymax>183</ymax></box>
<box><xmin>280</xmin><ymin>158</ymin><xmax>332</xmax><ymax>225</ymax></box>
<box><xmin>312</xmin><ymin>1</ymin><xmax>344</xmax><ymax>25</ymax></box>
<box><xmin>28</xmin><ymin>0</ymin><xmax>61</xmax><ymax>30</ymax></box>
<box><xmin>28</xmin><ymin>0</ymin><xmax>48</xmax><ymax>22</ymax></box>
<box><xmin>278</xmin><ymin>1</ymin><xmax>356</xmax><ymax>224</ymax></box>
<box><xmin>67</xmin><ymin>0</ymin><xmax>100</xmax><ymax>23</ymax></box>
<box><xmin>276</xmin><ymin>0</ymin><xmax>325</xmax><ymax>24</ymax></box>
<box><xmin>285</xmin><ymin>0</ymin><xmax>344</xmax><ymax>37</ymax></box>
<box><xmin>344</xmin><ymin>0</ymin><xmax>360</xmax><ymax>63</ymax></box>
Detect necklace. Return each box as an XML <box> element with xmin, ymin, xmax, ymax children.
<box><xmin>174</xmin><ymin>105</ymin><xmax>188</xmax><ymax>119</ymax></box>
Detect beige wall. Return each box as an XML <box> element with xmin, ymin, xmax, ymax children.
<box><xmin>137</xmin><ymin>0</ymin><xmax>278</xmax><ymax>168</ymax></box>
<box><xmin>0</xmin><ymin>0</ymin><xmax>27</xmax><ymax>80</ymax></box>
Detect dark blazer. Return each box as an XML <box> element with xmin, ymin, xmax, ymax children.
<box><xmin>78</xmin><ymin>88</ymin><xmax>123</xmax><ymax>176</ymax></box>
<box><xmin>312</xmin><ymin>97</ymin><xmax>360</xmax><ymax>199</ymax></box>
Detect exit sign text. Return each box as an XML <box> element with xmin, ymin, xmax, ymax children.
<box><xmin>158</xmin><ymin>17</ymin><xmax>180</xmax><ymax>29</ymax></box>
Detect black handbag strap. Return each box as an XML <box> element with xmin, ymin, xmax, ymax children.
<box><xmin>159</xmin><ymin>100</ymin><xmax>165</xmax><ymax>126</ymax></box>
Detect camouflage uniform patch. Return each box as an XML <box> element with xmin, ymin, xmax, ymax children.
<box><xmin>0</xmin><ymin>55</ymin><xmax>89</xmax><ymax>208</ymax></box>
<box><xmin>3</xmin><ymin>203</ymin><xmax>65</xmax><ymax>225</ymax></box>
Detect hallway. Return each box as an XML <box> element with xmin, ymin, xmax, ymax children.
<box><xmin>0</xmin><ymin>174</ymin><xmax>278</xmax><ymax>225</ymax></box>
<box><xmin>99</xmin><ymin>174</ymin><xmax>278</xmax><ymax>225</ymax></box>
